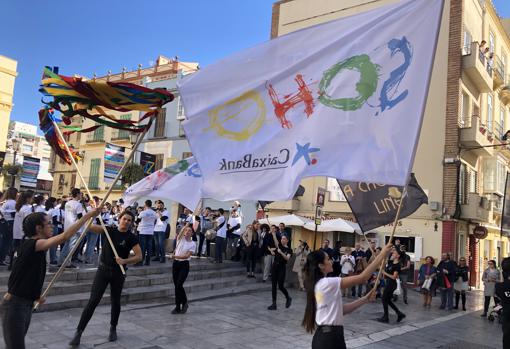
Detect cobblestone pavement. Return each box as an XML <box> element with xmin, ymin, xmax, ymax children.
<box><xmin>0</xmin><ymin>285</ymin><xmax>504</xmax><ymax>349</ymax></box>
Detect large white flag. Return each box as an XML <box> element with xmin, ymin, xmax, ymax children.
<box><xmin>123</xmin><ymin>157</ymin><xmax>202</xmax><ymax>210</ymax></box>
<box><xmin>178</xmin><ymin>0</ymin><xmax>443</xmax><ymax>202</ymax></box>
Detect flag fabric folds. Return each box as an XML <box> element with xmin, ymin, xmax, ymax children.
<box><xmin>123</xmin><ymin>157</ymin><xmax>202</xmax><ymax>210</ymax></box>
<box><xmin>501</xmin><ymin>172</ymin><xmax>510</xmax><ymax>237</ymax></box>
<box><xmin>104</xmin><ymin>143</ymin><xmax>125</xmax><ymax>184</ymax></box>
<box><xmin>337</xmin><ymin>173</ymin><xmax>428</xmax><ymax>233</ymax></box>
<box><xmin>178</xmin><ymin>0</ymin><xmax>443</xmax><ymax>202</ymax></box>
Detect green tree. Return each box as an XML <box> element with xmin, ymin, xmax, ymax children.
<box><xmin>122</xmin><ymin>163</ymin><xmax>145</xmax><ymax>186</ymax></box>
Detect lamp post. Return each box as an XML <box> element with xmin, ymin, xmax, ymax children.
<box><xmin>9</xmin><ymin>138</ymin><xmax>21</xmax><ymax>188</ymax></box>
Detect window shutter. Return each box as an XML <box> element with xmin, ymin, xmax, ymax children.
<box><xmin>483</xmin><ymin>157</ymin><xmax>496</xmax><ymax>193</ymax></box>
<box><xmin>155</xmin><ymin>154</ymin><xmax>164</xmax><ymax>170</ymax></box>
<box><xmin>89</xmin><ymin>158</ymin><xmax>101</xmax><ymax>189</ymax></box>
<box><xmin>153</xmin><ymin>109</ymin><xmax>166</xmax><ymax>138</ymax></box>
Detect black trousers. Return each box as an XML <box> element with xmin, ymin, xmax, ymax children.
<box><xmin>271</xmin><ymin>263</ymin><xmax>289</xmax><ymax>303</ymax></box>
<box><xmin>246</xmin><ymin>245</ymin><xmax>258</xmax><ymax>273</ymax></box>
<box><xmin>484</xmin><ymin>296</ymin><xmax>500</xmax><ymax>314</ymax></box>
<box><xmin>1</xmin><ymin>295</ymin><xmax>33</xmax><ymax>349</ymax></box>
<box><xmin>382</xmin><ymin>280</ymin><xmax>401</xmax><ymax>317</ymax></box>
<box><xmin>197</xmin><ymin>232</ymin><xmax>206</xmax><ymax>257</ymax></box>
<box><xmin>77</xmin><ymin>265</ymin><xmax>125</xmax><ymax>331</ymax></box>
<box><xmin>173</xmin><ymin>260</ymin><xmax>190</xmax><ymax>310</ymax></box>
<box><xmin>312</xmin><ymin>326</ymin><xmax>346</xmax><ymax>349</ymax></box>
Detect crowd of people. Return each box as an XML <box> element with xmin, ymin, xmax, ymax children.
<box><xmin>2</xmin><ymin>187</ymin><xmax>510</xmax><ymax>348</ymax></box>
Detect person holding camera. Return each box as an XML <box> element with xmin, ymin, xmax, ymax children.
<box><xmin>153</xmin><ymin>200</ymin><xmax>169</xmax><ymax>263</ymax></box>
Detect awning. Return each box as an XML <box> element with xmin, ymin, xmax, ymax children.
<box><xmin>258</xmin><ymin>214</ymin><xmax>312</xmax><ymax>226</ymax></box>
<box><xmin>303</xmin><ymin>218</ymin><xmax>355</xmax><ymax>233</ymax></box>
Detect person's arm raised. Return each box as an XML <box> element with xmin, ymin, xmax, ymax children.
<box><xmin>36</xmin><ymin>208</ymin><xmax>101</xmax><ymax>252</ymax></box>
<box><xmin>340</xmin><ymin>243</ymin><xmax>392</xmax><ymax>290</ymax></box>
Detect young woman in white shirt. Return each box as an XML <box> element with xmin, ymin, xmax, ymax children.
<box><xmin>9</xmin><ymin>191</ymin><xmax>34</xmax><ymax>270</ymax></box>
<box><xmin>0</xmin><ymin>187</ymin><xmax>18</xmax><ymax>266</ymax></box>
<box><xmin>170</xmin><ymin>226</ymin><xmax>196</xmax><ymax>314</ymax></box>
<box><xmin>340</xmin><ymin>247</ymin><xmax>355</xmax><ymax>297</ymax></box>
<box><xmin>302</xmin><ymin>243</ymin><xmax>392</xmax><ymax>349</ymax></box>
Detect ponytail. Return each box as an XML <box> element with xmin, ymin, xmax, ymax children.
<box><xmin>301</xmin><ymin>250</ymin><xmax>327</xmax><ymax>333</ymax></box>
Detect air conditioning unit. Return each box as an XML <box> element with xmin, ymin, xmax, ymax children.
<box><xmin>429</xmin><ymin>201</ymin><xmax>440</xmax><ymax>211</ymax></box>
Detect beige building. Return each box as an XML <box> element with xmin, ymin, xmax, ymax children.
<box><xmin>0</xmin><ymin>56</ymin><xmax>17</xmax><ymax>189</ymax></box>
<box><xmin>49</xmin><ymin>56</ymin><xmax>198</xmax><ymax>203</ymax></box>
<box><xmin>269</xmin><ymin>0</ymin><xmax>510</xmax><ymax>287</ymax></box>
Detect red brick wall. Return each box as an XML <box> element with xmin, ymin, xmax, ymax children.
<box><xmin>469</xmin><ymin>235</ymin><xmax>479</xmax><ymax>287</ymax></box>
<box><xmin>442</xmin><ymin>221</ymin><xmax>456</xmax><ymax>255</ymax></box>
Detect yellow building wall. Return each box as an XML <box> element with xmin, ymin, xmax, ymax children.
<box><xmin>0</xmin><ymin>56</ymin><xmax>18</xmax><ymax>189</ymax></box>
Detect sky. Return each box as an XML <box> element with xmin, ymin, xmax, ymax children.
<box><xmin>1</xmin><ymin>0</ymin><xmax>510</xmax><ymax>126</ymax></box>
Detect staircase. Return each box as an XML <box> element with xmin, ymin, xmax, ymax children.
<box><xmin>0</xmin><ymin>259</ymin><xmax>270</xmax><ymax>312</ymax></box>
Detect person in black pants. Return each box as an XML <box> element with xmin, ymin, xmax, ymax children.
<box><xmin>267</xmin><ymin>232</ymin><xmax>292</xmax><ymax>310</ymax></box>
<box><xmin>378</xmin><ymin>249</ymin><xmax>405</xmax><ymax>323</ymax></box>
<box><xmin>171</xmin><ymin>226</ymin><xmax>196</xmax><ymax>314</ymax></box>
<box><xmin>241</xmin><ymin>224</ymin><xmax>259</xmax><ymax>278</ymax></box>
<box><xmin>1</xmin><ymin>208</ymin><xmax>100</xmax><ymax>349</ymax></box>
<box><xmin>69</xmin><ymin>210</ymin><xmax>142</xmax><ymax>346</ymax></box>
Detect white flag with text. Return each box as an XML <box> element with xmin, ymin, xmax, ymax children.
<box><xmin>178</xmin><ymin>0</ymin><xmax>443</xmax><ymax>201</ymax></box>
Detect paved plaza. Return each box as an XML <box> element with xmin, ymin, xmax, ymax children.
<box><xmin>0</xmin><ymin>284</ymin><xmax>504</xmax><ymax>349</ymax></box>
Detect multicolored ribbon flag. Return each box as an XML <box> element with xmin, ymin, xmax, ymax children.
<box><xmin>20</xmin><ymin>157</ymin><xmax>40</xmax><ymax>189</ymax></box>
<box><xmin>104</xmin><ymin>143</ymin><xmax>125</xmax><ymax>184</ymax></box>
<box><xmin>123</xmin><ymin>157</ymin><xmax>202</xmax><ymax>210</ymax></box>
<box><xmin>178</xmin><ymin>0</ymin><xmax>443</xmax><ymax>202</ymax></box>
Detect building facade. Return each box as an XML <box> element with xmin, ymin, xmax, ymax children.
<box><xmin>269</xmin><ymin>0</ymin><xmax>510</xmax><ymax>287</ymax></box>
<box><xmin>0</xmin><ymin>56</ymin><xmax>17</xmax><ymax>189</ymax></box>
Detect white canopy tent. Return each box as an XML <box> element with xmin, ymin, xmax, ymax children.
<box><xmin>303</xmin><ymin>218</ymin><xmax>358</xmax><ymax>233</ymax></box>
<box><xmin>258</xmin><ymin>214</ymin><xmax>312</xmax><ymax>226</ymax></box>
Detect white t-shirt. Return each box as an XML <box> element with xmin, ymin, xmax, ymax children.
<box><xmin>13</xmin><ymin>204</ymin><xmax>34</xmax><ymax>239</ymax></box>
<box><xmin>315</xmin><ymin>277</ymin><xmax>344</xmax><ymax>326</ymax></box>
<box><xmin>174</xmin><ymin>238</ymin><xmax>196</xmax><ymax>261</ymax></box>
<box><xmin>138</xmin><ymin>209</ymin><xmax>157</xmax><ymax>235</ymax></box>
<box><xmin>1</xmin><ymin>199</ymin><xmax>16</xmax><ymax>221</ymax></box>
<box><xmin>228</xmin><ymin>216</ymin><xmax>242</xmax><ymax>236</ymax></box>
<box><xmin>64</xmin><ymin>199</ymin><xmax>84</xmax><ymax>231</ymax></box>
<box><xmin>216</xmin><ymin>216</ymin><xmax>226</xmax><ymax>238</ymax></box>
<box><xmin>34</xmin><ymin>205</ymin><xmax>46</xmax><ymax>213</ymax></box>
<box><xmin>154</xmin><ymin>209</ymin><xmax>169</xmax><ymax>232</ymax></box>
<box><xmin>340</xmin><ymin>255</ymin><xmax>355</xmax><ymax>275</ymax></box>
<box><xmin>52</xmin><ymin>207</ymin><xmax>64</xmax><ymax>229</ymax></box>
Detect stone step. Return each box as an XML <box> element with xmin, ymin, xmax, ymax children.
<box><xmin>35</xmin><ymin>275</ymin><xmax>269</xmax><ymax>312</ymax></box>
<box><xmin>0</xmin><ymin>267</ymin><xmax>247</xmax><ymax>296</ymax></box>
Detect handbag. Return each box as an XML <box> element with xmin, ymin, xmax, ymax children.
<box><xmin>393</xmin><ymin>278</ymin><xmax>402</xmax><ymax>295</ymax></box>
<box><xmin>443</xmin><ymin>274</ymin><xmax>452</xmax><ymax>289</ymax></box>
<box><xmin>422</xmin><ymin>278</ymin><xmax>432</xmax><ymax>290</ymax></box>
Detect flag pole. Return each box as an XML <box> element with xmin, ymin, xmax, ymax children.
<box><xmin>50</xmin><ymin>120</ymin><xmax>125</xmax><ymax>275</ymax></box>
<box><xmin>35</xmin><ymin>121</ymin><xmax>151</xmax><ymax>311</ymax></box>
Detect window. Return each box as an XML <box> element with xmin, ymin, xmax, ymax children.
<box><xmin>178</xmin><ymin>121</ymin><xmax>186</xmax><ymax>137</ymax></box>
<box><xmin>459</xmin><ymin>163</ymin><xmax>468</xmax><ymax>204</ymax></box>
<box><xmin>57</xmin><ymin>174</ymin><xmax>65</xmax><ymax>193</ymax></box>
<box><xmin>153</xmin><ymin>108</ymin><xmax>166</xmax><ymax>138</ymax></box>
<box><xmin>155</xmin><ymin>154</ymin><xmax>164</xmax><ymax>170</ymax></box>
<box><xmin>22</xmin><ymin>144</ymin><xmax>33</xmax><ymax>153</ymax></box>
<box><xmin>469</xmin><ymin>168</ymin><xmax>478</xmax><ymax>193</ymax></box>
<box><xmin>182</xmin><ymin>152</ymin><xmax>192</xmax><ymax>159</ymax></box>
<box><xmin>70</xmin><ymin>174</ymin><xmax>76</xmax><ymax>189</ymax></box>
<box><xmin>502</xmin><ymin>52</ymin><xmax>508</xmax><ymax>77</ymax></box>
<box><xmin>115</xmin><ymin>114</ymin><xmax>131</xmax><ymax>139</ymax></box>
<box><xmin>460</xmin><ymin>92</ymin><xmax>470</xmax><ymax>127</ymax></box>
<box><xmin>488</xmin><ymin>94</ymin><xmax>493</xmax><ymax>131</ymax></box>
<box><xmin>89</xmin><ymin>158</ymin><xmax>101</xmax><ymax>189</ymax></box>
<box><xmin>457</xmin><ymin>233</ymin><xmax>466</xmax><ymax>259</ymax></box>
<box><xmin>462</xmin><ymin>30</ymin><xmax>472</xmax><ymax>55</ymax></box>
<box><xmin>484</xmin><ymin>157</ymin><xmax>507</xmax><ymax>195</ymax></box>
<box><xmin>177</xmin><ymin>97</ymin><xmax>185</xmax><ymax>120</ymax></box>
<box><xmin>333</xmin><ymin>231</ymin><xmax>355</xmax><ymax>248</ymax></box>
<box><xmin>497</xmin><ymin>160</ymin><xmax>506</xmax><ymax>194</ymax></box>
<box><xmin>489</xmin><ymin>31</ymin><xmax>495</xmax><ymax>54</ymax></box>
<box><xmin>498</xmin><ymin>107</ymin><xmax>506</xmax><ymax>139</ymax></box>
<box><xmin>88</xmin><ymin>125</ymin><xmax>104</xmax><ymax>142</ymax></box>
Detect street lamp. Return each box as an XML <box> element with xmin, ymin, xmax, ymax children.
<box><xmin>9</xmin><ymin>138</ymin><xmax>21</xmax><ymax>188</ymax></box>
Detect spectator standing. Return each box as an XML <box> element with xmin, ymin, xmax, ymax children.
<box><xmin>340</xmin><ymin>247</ymin><xmax>355</xmax><ymax>297</ymax></box>
<box><xmin>58</xmin><ymin>188</ymin><xmax>84</xmax><ymax>269</ymax></box>
<box><xmin>136</xmin><ymin>200</ymin><xmax>157</xmax><ymax>266</ymax></box>
<box><xmin>320</xmin><ymin>239</ymin><xmax>334</xmax><ymax>259</ymax></box>
<box><xmin>10</xmin><ymin>191</ymin><xmax>34</xmax><ymax>270</ymax></box>
<box><xmin>241</xmin><ymin>224</ymin><xmax>259</xmax><ymax>278</ymax></box>
<box><xmin>399</xmin><ymin>245</ymin><xmax>411</xmax><ymax>304</ymax></box>
<box><xmin>292</xmin><ymin>240</ymin><xmax>310</xmax><ymax>290</ymax></box>
<box><xmin>260</xmin><ymin>224</ymin><xmax>276</xmax><ymax>282</ymax></box>
<box><xmin>418</xmin><ymin>256</ymin><xmax>437</xmax><ymax>307</ymax></box>
<box><xmin>0</xmin><ymin>188</ymin><xmax>18</xmax><ymax>266</ymax></box>
<box><xmin>226</xmin><ymin>209</ymin><xmax>242</xmax><ymax>261</ymax></box>
<box><xmin>436</xmin><ymin>253</ymin><xmax>456</xmax><ymax>311</ymax></box>
<box><xmin>331</xmin><ymin>241</ymin><xmax>342</xmax><ymax>277</ymax></box>
<box><xmin>214</xmin><ymin>208</ymin><xmax>226</xmax><ymax>263</ymax></box>
<box><xmin>153</xmin><ymin>201</ymin><xmax>169</xmax><ymax>263</ymax></box>
<box><xmin>170</xmin><ymin>226</ymin><xmax>196</xmax><ymax>315</ymax></box>
<box><xmin>454</xmin><ymin>257</ymin><xmax>469</xmax><ymax>311</ymax></box>
<box><xmin>481</xmin><ymin>260</ymin><xmax>503</xmax><ymax>317</ymax></box>
<box><xmin>198</xmin><ymin>207</ymin><xmax>213</xmax><ymax>258</ymax></box>
<box><xmin>352</xmin><ymin>244</ymin><xmax>366</xmax><ymax>298</ymax></box>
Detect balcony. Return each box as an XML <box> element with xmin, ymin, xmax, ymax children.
<box><xmin>460</xmin><ymin>193</ymin><xmax>490</xmax><ymax>222</ymax></box>
<box><xmin>460</xmin><ymin>114</ymin><xmax>493</xmax><ymax>156</ymax></box>
<box><xmin>492</xmin><ymin>55</ymin><xmax>506</xmax><ymax>90</ymax></box>
<box><xmin>462</xmin><ymin>42</ymin><xmax>493</xmax><ymax>93</ymax></box>
<box><xmin>111</xmin><ymin>130</ymin><xmax>130</xmax><ymax>141</ymax></box>
<box><xmin>266</xmin><ymin>199</ymin><xmax>300</xmax><ymax>211</ymax></box>
<box><xmin>86</xmin><ymin>134</ymin><xmax>105</xmax><ymax>144</ymax></box>
<box><xmin>501</xmin><ymin>81</ymin><xmax>510</xmax><ymax>105</ymax></box>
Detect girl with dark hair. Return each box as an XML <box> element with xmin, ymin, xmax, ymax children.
<box><xmin>1</xmin><ymin>208</ymin><xmax>100</xmax><ymax>349</ymax></box>
<box><xmin>241</xmin><ymin>224</ymin><xmax>259</xmax><ymax>278</ymax></box>
<box><xmin>302</xmin><ymin>243</ymin><xmax>391</xmax><ymax>349</ymax></box>
<box><xmin>418</xmin><ymin>256</ymin><xmax>437</xmax><ymax>307</ymax></box>
<box><xmin>378</xmin><ymin>249</ymin><xmax>405</xmax><ymax>323</ymax></box>
<box><xmin>267</xmin><ymin>232</ymin><xmax>292</xmax><ymax>310</ymax></box>
<box><xmin>454</xmin><ymin>257</ymin><xmax>469</xmax><ymax>311</ymax></box>
<box><xmin>70</xmin><ymin>210</ymin><xmax>142</xmax><ymax>345</ymax></box>
<box><xmin>0</xmin><ymin>187</ymin><xmax>18</xmax><ymax>266</ymax></box>
<box><xmin>481</xmin><ymin>259</ymin><xmax>503</xmax><ymax>317</ymax></box>
<box><xmin>9</xmin><ymin>191</ymin><xmax>34</xmax><ymax>270</ymax></box>
<box><xmin>170</xmin><ymin>225</ymin><xmax>196</xmax><ymax>314</ymax></box>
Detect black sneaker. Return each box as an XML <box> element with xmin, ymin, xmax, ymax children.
<box><xmin>108</xmin><ymin>326</ymin><xmax>117</xmax><ymax>342</ymax></box>
<box><xmin>268</xmin><ymin>304</ymin><xmax>277</xmax><ymax>310</ymax></box>
<box><xmin>171</xmin><ymin>308</ymin><xmax>181</xmax><ymax>314</ymax></box>
<box><xmin>181</xmin><ymin>303</ymin><xmax>189</xmax><ymax>314</ymax></box>
<box><xmin>376</xmin><ymin>317</ymin><xmax>389</xmax><ymax>323</ymax></box>
<box><xmin>397</xmin><ymin>313</ymin><xmax>406</xmax><ymax>323</ymax></box>
<box><xmin>285</xmin><ymin>297</ymin><xmax>292</xmax><ymax>309</ymax></box>
<box><xmin>69</xmin><ymin>330</ymin><xmax>83</xmax><ymax>346</ymax></box>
